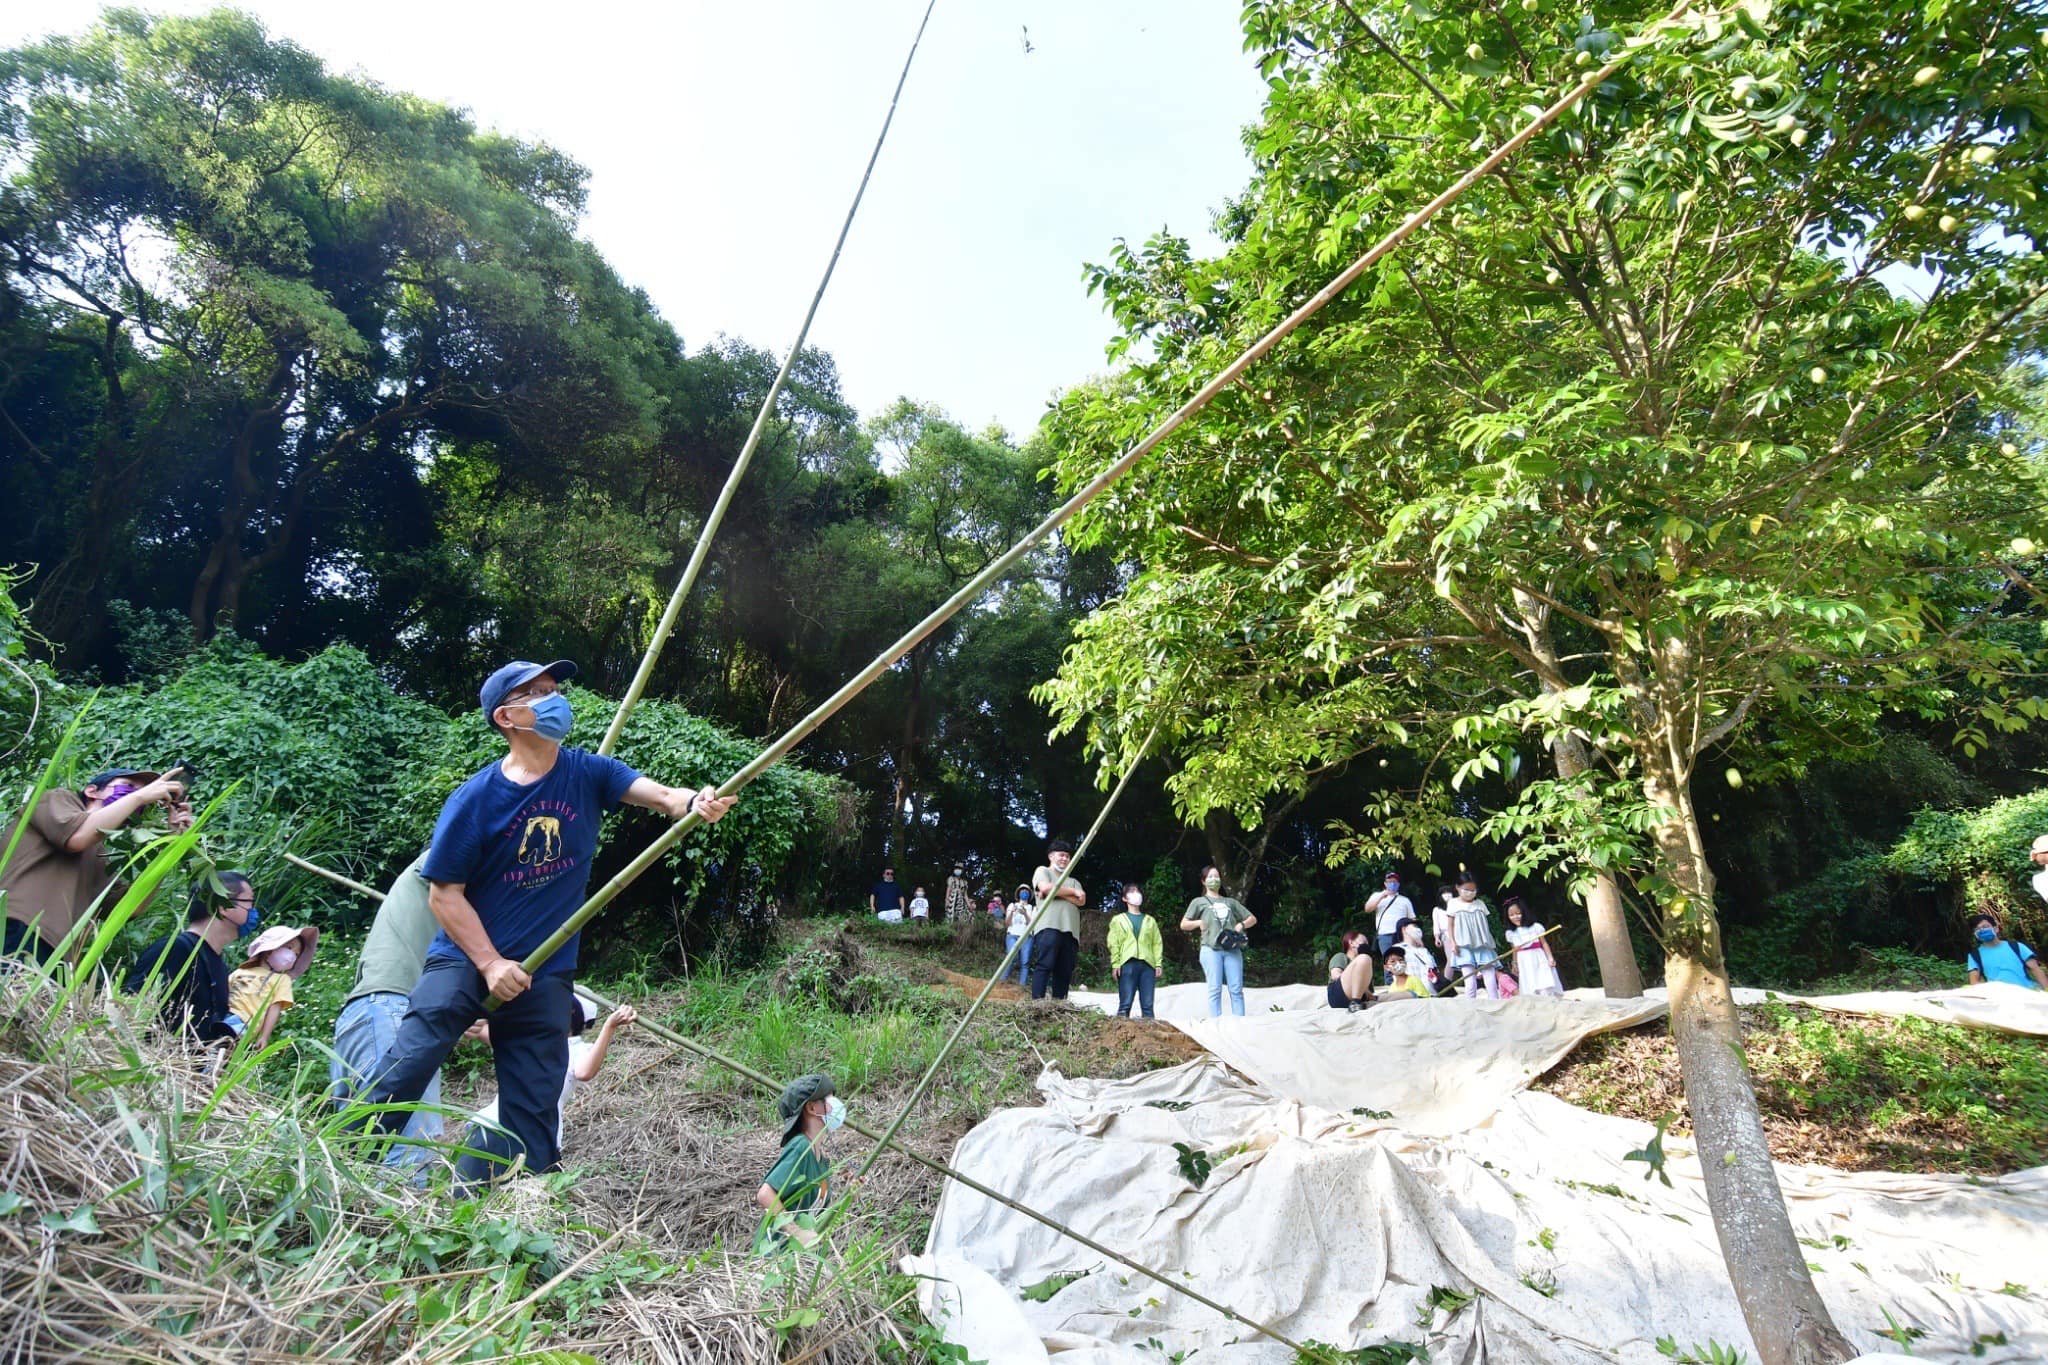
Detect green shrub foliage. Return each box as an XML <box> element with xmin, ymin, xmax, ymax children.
<box><xmin>7</xmin><ymin>636</ymin><xmax>856</xmax><ymax>966</ymax></box>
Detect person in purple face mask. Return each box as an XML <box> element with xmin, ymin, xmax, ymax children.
<box><xmin>2</xmin><ymin>765</ymin><xmax>192</xmax><ymax>966</ymax></box>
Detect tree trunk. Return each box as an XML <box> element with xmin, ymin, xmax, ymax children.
<box><xmin>1645</xmin><ymin>761</ymin><xmax>1852</xmax><ymax>1365</ymax></box>
<box><xmin>1553</xmin><ymin>731</ymin><xmax>1645</xmax><ymax>996</ymax></box>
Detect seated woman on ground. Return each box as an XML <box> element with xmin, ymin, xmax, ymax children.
<box><xmin>1327</xmin><ymin>930</ymin><xmax>1375</xmax><ymax>1012</ymax></box>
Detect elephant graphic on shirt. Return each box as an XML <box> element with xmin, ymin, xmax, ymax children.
<box><xmin>518</xmin><ymin>815</ymin><xmax>562</xmax><ymax>865</ymax></box>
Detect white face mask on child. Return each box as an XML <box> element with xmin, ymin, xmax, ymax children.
<box><xmin>265</xmin><ymin>947</ymin><xmax>298</xmax><ymax>973</ymax></box>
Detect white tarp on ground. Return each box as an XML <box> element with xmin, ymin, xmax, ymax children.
<box><xmin>1717</xmin><ymin>983</ymin><xmax>2048</xmax><ymax>1038</ymax></box>
<box><xmin>1069</xmin><ymin>976</ymin><xmax>2048</xmax><ymax>1038</ymax></box>
<box><xmin>909</xmin><ymin>1058</ymin><xmax>2048</xmax><ymax>1363</ymax></box>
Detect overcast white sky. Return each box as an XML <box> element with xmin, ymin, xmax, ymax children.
<box><xmin>5</xmin><ymin>2</ymin><xmax>1270</xmax><ymax>438</ymax></box>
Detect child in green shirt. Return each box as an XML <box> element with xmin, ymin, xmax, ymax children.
<box><xmin>755</xmin><ymin>1072</ymin><xmax>844</xmax><ymax>1252</ymax></box>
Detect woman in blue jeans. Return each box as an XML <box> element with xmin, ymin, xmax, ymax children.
<box><xmin>1107</xmin><ymin>883</ymin><xmax>1163</xmax><ymax>1018</ymax></box>
<box><xmin>1179</xmin><ymin>866</ymin><xmax>1257</xmax><ymax>1017</ymax></box>
<box><xmin>1004</xmin><ymin>886</ymin><xmax>1035</xmax><ymax>985</ymax></box>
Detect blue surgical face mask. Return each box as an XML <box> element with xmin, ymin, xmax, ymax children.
<box><xmin>515</xmin><ymin>692</ymin><xmax>573</xmax><ymax>743</ymax></box>
<box><xmin>237</xmin><ymin>904</ymin><xmax>261</xmax><ymax>940</ymax></box>
<box><xmin>823</xmin><ymin>1095</ymin><xmax>846</xmax><ymax>1131</ymax></box>
<box><xmin>1976</xmin><ymin>927</ymin><xmax>1998</xmax><ymax>943</ymax></box>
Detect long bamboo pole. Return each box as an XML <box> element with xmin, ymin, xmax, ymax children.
<box><xmin>283</xmin><ymin>850</ymin><xmax>1316</xmax><ymax>1355</ymax></box>
<box><xmin>822</xmin><ymin>695</ymin><xmax>1179</xmax><ymax>1227</ymax></box>
<box><xmin>596</xmin><ymin>0</ymin><xmax>941</xmax><ymax>757</ymax></box>
<box><xmin>492</xmin><ymin>21</ymin><xmax>1681</xmax><ymax>999</ymax></box>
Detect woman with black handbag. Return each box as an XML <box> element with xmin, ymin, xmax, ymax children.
<box><xmin>1180</xmin><ymin>866</ymin><xmax>1257</xmax><ymax>1018</ymax></box>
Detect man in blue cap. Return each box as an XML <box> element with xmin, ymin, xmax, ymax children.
<box><xmin>349</xmin><ymin>658</ymin><xmax>733</xmax><ymax>1184</ymax></box>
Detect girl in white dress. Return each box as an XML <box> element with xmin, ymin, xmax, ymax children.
<box><xmin>1503</xmin><ymin>896</ymin><xmax>1563</xmax><ymax>996</ymax></box>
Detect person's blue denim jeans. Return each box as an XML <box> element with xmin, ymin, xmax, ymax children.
<box><xmin>1376</xmin><ymin>931</ymin><xmax>1399</xmax><ymax>957</ymax></box>
<box><xmin>1005</xmin><ymin>931</ymin><xmax>1033</xmax><ymax>985</ymax></box>
<box><xmin>1200</xmin><ymin>945</ymin><xmax>1246</xmax><ymax>1017</ymax></box>
<box><xmin>1115</xmin><ymin>959</ymin><xmax>1156</xmax><ymax>1018</ymax></box>
<box><xmin>332</xmin><ymin>991</ymin><xmax>445</xmax><ymax>1167</ymax></box>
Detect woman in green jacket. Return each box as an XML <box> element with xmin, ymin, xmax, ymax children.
<box><xmin>1107</xmin><ymin>883</ymin><xmax>1164</xmax><ymax>1018</ymax></box>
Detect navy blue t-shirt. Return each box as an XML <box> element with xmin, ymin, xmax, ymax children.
<box><xmin>872</xmin><ymin>879</ymin><xmax>903</xmax><ymax>912</ymax></box>
<box><xmin>422</xmin><ymin>746</ymin><xmax>642</xmax><ymax>976</ymax></box>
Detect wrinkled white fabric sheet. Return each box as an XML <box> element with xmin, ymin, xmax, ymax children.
<box><xmin>1078</xmin><ymin>988</ymin><xmax>1665</xmax><ymax>1133</ymax></box>
<box><xmin>1718</xmin><ymin>982</ymin><xmax>2048</xmax><ymax>1038</ymax></box>
<box><xmin>1068</xmin><ymin>975</ymin><xmax>2048</xmax><ymax>1038</ymax></box>
<box><xmin>912</xmin><ymin>1060</ymin><xmax>2048</xmax><ymax>1363</ymax></box>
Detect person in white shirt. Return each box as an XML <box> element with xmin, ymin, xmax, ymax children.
<box><xmin>2031</xmin><ymin>834</ymin><xmax>2048</xmax><ymax>908</ymax></box>
<box><xmin>1004</xmin><ymin>888</ymin><xmax>1035</xmax><ymax>985</ymax></box>
<box><xmin>908</xmin><ymin>886</ymin><xmax>931</xmax><ymax>920</ymax></box>
<box><xmin>471</xmin><ymin>994</ymin><xmax>634</xmax><ymax>1154</ymax></box>
<box><xmin>1367</xmin><ymin>872</ymin><xmax>1415</xmax><ymax>956</ymax></box>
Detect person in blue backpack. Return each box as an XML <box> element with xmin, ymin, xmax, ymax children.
<box><xmin>1964</xmin><ymin>912</ymin><xmax>2047</xmax><ymax>991</ymax></box>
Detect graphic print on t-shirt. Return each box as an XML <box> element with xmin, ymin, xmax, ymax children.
<box><xmin>518</xmin><ymin>814</ymin><xmax>563</xmax><ymax>866</ymax></box>
<box><xmin>423</xmin><ymin>747</ymin><xmax>641</xmax><ymax>974</ymax></box>
<box><xmin>502</xmin><ymin>801</ymin><xmax>580</xmax><ymax>889</ymax></box>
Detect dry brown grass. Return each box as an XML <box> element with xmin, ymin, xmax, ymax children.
<box><xmin>0</xmin><ymin>968</ymin><xmax>932</xmax><ymax>1365</ymax></box>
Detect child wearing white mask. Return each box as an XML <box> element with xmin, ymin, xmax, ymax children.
<box><xmin>226</xmin><ymin>924</ymin><xmax>319</xmax><ymax>1050</ymax></box>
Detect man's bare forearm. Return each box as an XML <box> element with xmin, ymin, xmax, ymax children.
<box><xmin>427</xmin><ymin>882</ymin><xmax>502</xmax><ymax>969</ymax></box>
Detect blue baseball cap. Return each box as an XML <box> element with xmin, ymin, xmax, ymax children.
<box><xmin>479</xmin><ymin>659</ymin><xmax>577</xmax><ymax>725</ymax></box>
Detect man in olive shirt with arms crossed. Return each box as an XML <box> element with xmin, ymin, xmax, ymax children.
<box><xmin>1029</xmin><ymin>837</ymin><xmax>1086</xmax><ymax>1000</ymax></box>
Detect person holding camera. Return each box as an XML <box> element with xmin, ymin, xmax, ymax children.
<box><xmin>1180</xmin><ymin>865</ymin><xmax>1256</xmax><ymax>1018</ymax></box>
<box><xmin>2</xmin><ymin>765</ymin><xmax>192</xmax><ymax>966</ymax></box>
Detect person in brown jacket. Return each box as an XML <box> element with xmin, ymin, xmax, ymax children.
<box><xmin>2</xmin><ymin>766</ymin><xmax>191</xmax><ymax>965</ymax></box>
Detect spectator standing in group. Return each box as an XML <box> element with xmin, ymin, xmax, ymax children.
<box><xmin>2031</xmin><ymin>834</ymin><xmax>2048</xmax><ymax>907</ymax></box>
<box><xmin>943</xmin><ymin>865</ymin><xmax>972</xmax><ymax>923</ymax></box>
<box><xmin>123</xmin><ymin>872</ymin><xmax>258</xmax><ymax>1043</ymax></box>
<box><xmin>1396</xmin><ymin>917</ymin><xmax>1440</xmax><ymax>991</ymax></box>
<box><xmin>755</xmin><ymin>1072</ymin><xmax>845</xmax><ymax>1252</ymax></box>
<box><xmin>345</xmin><ymin>658</ymin><xmax>732</xmax><ymax>1187</ymax></box>
<box><xmin>868</xmin><ymin>867</ymin><xmax>903</xmax><ymax>920</ymax></box>
<box><xmin>1965</xmin><ymin>912</ymin><xmax>2046</xmax><ymax>991</ymax></box>
<box><xmin>1366</xmin><ymin>872</ymin><xmax>1414</xmax><ymax>957</ymax></box>
<box><xmin>471</xmin><ymin>994</ymin><xmax>636</xmax><ymax>1155</ymax></box>
<box><xmin>1107</xmin><ymin>882</ymin><xmax>1163</xmax><ymax>1019</ymax></box>
<box><xmin>2</xmin><ymin>766</ymin><xmax>191</xmax><ymax>966</ymax></box>
<box><xmin>986</xmin><ymin>892</ymin><xmax>1005</xmax><ymax>920</ymax></box>
<box><xmin>1431</xmin><ymin>884</ymin><xmax>1457</xmax><ymax>975</ymax></box>
<box><xmin>1443</xmin><ymin>874</ymin><xmax>1503</xmax><ymax>1000</ymax></box>
<box><xmin>908</xmin><ymin>885</ymin><xmax>931</xmax><ymax>921</ymax></box>
<box><xmin>1503</xmin><ymin>895</ymin><xmax>1564</xmax><ymax>996</ymax></box>
<box><xmin>1181</xmin><ymin>866</ymin><xmax>1256</xmax><ymax>1018</ymax></box>
<box><xmin>1030</xmin><ymin>838</ymin><xmax>1086</xmax><ymax>1000</ymax></box>
<box><xmin>1326</xmin><ymin>929</ymin><xmax>1375</xmax><ymax>1012</ymax></box>
<box><xmin>226</xmin><ymin>923</ymin><xmax>318</xmax><ymax>1050</ymax></box>
<box><xmin>331</xmin><ymin>853</ymin><xmax>449</xmax><ymax>1166</ymax></box>
<box><xmin>1004</xmin><ymin>888</ymin><xmax>1035</xmax><ymax>985</ymax></box>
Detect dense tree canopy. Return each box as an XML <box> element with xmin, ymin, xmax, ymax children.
<box><xmin>1039</xmin><ymin>1</ymin><xmax>2046</xmax><ymax>1358</ymax></box>
<box><xmin>2</xmin><ymin>4</ymin><xmax>2043</xmax><ymax>977</ymax></box>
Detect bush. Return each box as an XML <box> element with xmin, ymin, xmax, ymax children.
<box><xmin>1728</xmin><ymin>786</ymin><xmax>2048</xmax><ymax>986</ymax></box>
<box><xmin>5</xmin><ymin>637</ymin><xmax>858</xmax><ymax>970</ymax></box>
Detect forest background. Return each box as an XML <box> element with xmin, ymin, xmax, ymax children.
<box><xmin>2</xmin><ymin>6</ymin><xmax>2045</xmax><ymax>994</ymax></box>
